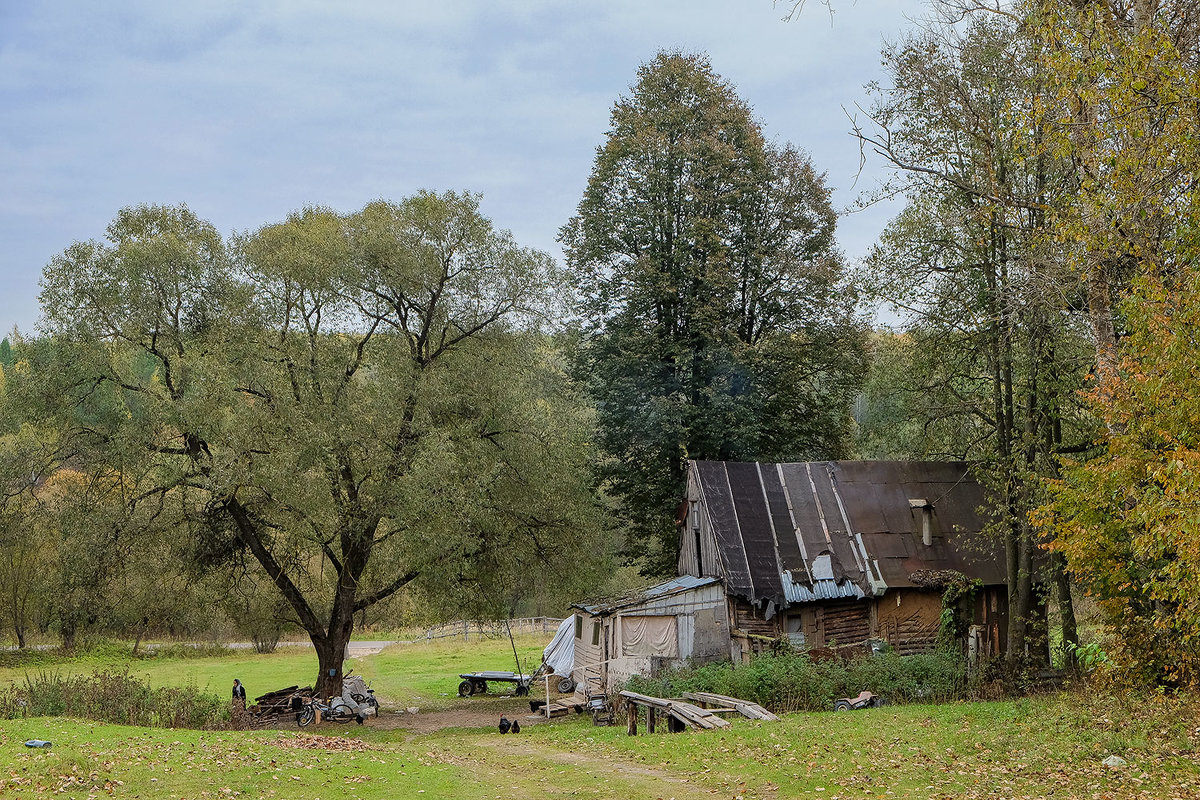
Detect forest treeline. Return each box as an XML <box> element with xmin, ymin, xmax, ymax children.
<box><xmin>2</xmin><ymin>0</ymin><xmax>1198</xmax><ymax>691</ymax></box>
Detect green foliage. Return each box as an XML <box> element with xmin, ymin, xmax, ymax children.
<box><xmin>563</xmin><ymin>51</ymin><xmax>866</xmax><ymax>572</ymax></box>
<box><xmin>859</xmin><ymin>7</ymin><xmax>1101</xmax><ymax>662</ymax></box>
<box><xmin>0</xmin><ymin>671</ymin><xmax>229</xmax><ymax>729</ymax></box>
<box><xmin>35</xmin><ymin>195</ymin><xmax>610</xmax><ymax>691</ymax></box>
<box><xmin>936</xmin><ymin>574</ymin><xmax>983</xmax><ymax>652</ymax></box>
<box><xmin>1064</xmin><ymin>641</ymin><xmax>1112</xmax><ymax>675</ymax></box>
<box><xmin>1042</xmin><ymin>273</ymin><xmax>1200</xmax><ymax>688</ymax></box>
<box><xmin>1029</xmin><ymin>0</ymin><xmax>1200</xmax><ymax>688</ymax></box>
<box><xmin>626</xmin><ymin>649</ymin><xmax>967</xmax><ymax>711</ymax></box>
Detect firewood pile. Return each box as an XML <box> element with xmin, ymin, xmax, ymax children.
<box><xmin>247</xmin><ymin>685</ymin><xmax>313</xmax><ymax>726</ymax></box>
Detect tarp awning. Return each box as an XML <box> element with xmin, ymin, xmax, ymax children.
<box><xmin>542</xmin><ymin>616</ymin><xmax>575</xmax><ymax>676</ymax></box>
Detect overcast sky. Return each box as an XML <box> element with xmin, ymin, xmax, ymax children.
<box><xmin>0</xmin><ymin>0</ymin><xmax>923</xmax><ymax>335</ymax></box>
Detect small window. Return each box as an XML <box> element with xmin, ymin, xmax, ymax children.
<box><xmin>574</xmin><ymin>615</ymin><xmax>583</xmax><ymax>639</ymax></box>
<box><xmin>591</xmin><ymin>620</ymin><xmax>601</xmax><ymax>646</ymax></box>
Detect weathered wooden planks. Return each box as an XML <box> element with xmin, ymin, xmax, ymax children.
<box><xmin>248</xmin><ymin>685</ymin><xmax>313</xmax><ymax>724</ymax></box>
<box><xmin>681</xmin><ymin>691</ymin><xmax>780</xmax><ymax>721</ymax></box>
<box><xmin>618</xmin><ymin>690</ymin><xmax>731</xmax><ymax>734</ymax></box>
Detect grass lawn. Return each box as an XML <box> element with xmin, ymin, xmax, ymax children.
<box><xmin>3</xmin><ymin>639</ymin><xmax>1199</xmax><ymax>798</ymax></box>
<box><xmin>2</xmin><ymin>692</ymin><xmax>1198</xmax><ymax>799</ymax></box>
<box><xmin>0</xmin><ymin>634</ymin><xmax>546</xmax><ymax>712</ymax></box>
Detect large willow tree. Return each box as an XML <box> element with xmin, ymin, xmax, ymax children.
<box><xmin>38</xmin><ymin>194</ymin><xmax>606</xmax><ymax>696</ymax></box>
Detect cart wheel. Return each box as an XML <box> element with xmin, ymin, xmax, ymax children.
<box><xmin>515</xmin><ymin>684</ymin><xmax>529</xmax><ymax>697</ymax></box>
<box><xmin>458</xmin><ymin>680</ymin><xmax>475</xmax><ymax>697</ymax></box>
<box><xmin>834</xmin><ymin>700</ymin><xmax>852</xmax><ymax>712</ymax></box>
<box><xmin>557</xmin><ymin>677</ymin><xmax>576</xmax><ymax>694</ymax></box>
<box><xmin>472</xmin><ymin>680</ymin><xmax>488</xmax><ymax>695</ymax></box>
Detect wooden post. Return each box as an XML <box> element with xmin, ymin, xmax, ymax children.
<box><xmin>647</xmin><ymin>707</ymin><xmax>656</xmax><ymax>734</ymax></box>
<box><xmin>626</xmin><ymin>701</ymin><xmax>638</xmax><ymax>736</ymax></box>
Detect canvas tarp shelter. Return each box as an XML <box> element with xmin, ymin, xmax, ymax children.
<box><xmin>542</xmin><ymin>616</ymin><xmax>575</xmax><ymax>676</ymax></box>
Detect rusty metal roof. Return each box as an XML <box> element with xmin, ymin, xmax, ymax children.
<box><xmin>691</xmin><ymin>460</ymin><xmax>1005</xmax><ymax>608</ymax></box>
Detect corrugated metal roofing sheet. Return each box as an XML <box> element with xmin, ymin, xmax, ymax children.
<box><xmin>690</xmin><ymin>460</ymin><xmax>1006</xmax><ymax>608</ymax></box>
<box><xmin>781</xmin><ymin>571</ymin><xmax>865</xmax><ymax>603</ymax></box>
<box><xmin>573</xmin><ymin>575</ymin><xmax>723</xmax><ymax>615</ymax></box>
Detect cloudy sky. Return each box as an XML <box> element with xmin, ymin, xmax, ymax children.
<box><xmin>0</xmin><ymin>0</ymin><xmax>922</xmax><ymax>335</ymax></box>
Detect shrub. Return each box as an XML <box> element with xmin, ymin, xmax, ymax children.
<box><xmin>625</xmin><ymin>649</ymin><xmax>968</xmax><ymax>712</ymax></box>
<box><xmin>0</xmin><ymin>670</ymin><xmax>231</xmax><ymax>729</ymax></box>
<box><xmin>144</xmin><ymin>642</ymin><xmax>236</xmax><ymax>659</ymax></box>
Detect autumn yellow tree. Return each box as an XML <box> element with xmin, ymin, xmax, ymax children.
<box><xmin>1031</xmin><ymin>0</ymin><xmax>1200</xmax><ymax>685</ymax></box>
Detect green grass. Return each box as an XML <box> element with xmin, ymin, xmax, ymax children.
<box><xmin>0</xmin><ymin>634</ymin><xmax>547</xmax><ymax>712</ymax></box>
<box><xmin>530</xmin><ymin>691</ymin><xmax>1200</xmax><ymax>799</ymax></box>
<box><xmin>3</xmin><ymin>637</ymin><xmax>1199</xmax><ymax>798</ymax></box>
<box><xmin>2</xmin><ymin>692</ymin><xmax>1197</xmax><ymax>799</ymax></box>
<box><xmin>355</xmin><ymin>636</ymin><xmax>544</xmax><ymax>709</ymax></box>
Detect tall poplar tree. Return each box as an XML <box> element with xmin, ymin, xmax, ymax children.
<box><xmin>562</xmin><ymin>51</ymin><xmax>865</xmax><ymax>573</ymax></box>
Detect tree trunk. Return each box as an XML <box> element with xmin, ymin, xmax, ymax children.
<box><xmin>314</xmin><ymin>634</ymin><xmax>350</xmax><ymax>700</ymax></box>
<box><xmin>313</xmin><ymin>566</ymin><xmax>361</xmax><ymax>698</ymax></box>
<box><xmin>132</xmin><ymin>617</ymin><xmax>148</xmax><ymax>657</ymax></box>
<box><xmin>8</xmin><ymin>584</ymin><xmax>26</xmax><ymax>649</ymax></box>
<box><xmin>1050</xmin><ymin>550</ymin><xmax>1079</xmax><ymax>661</ymax></box>
<box><xmin>60</xmin><ymin>619</ymin><xmax>77</xmax><ymax>650</ymax></box>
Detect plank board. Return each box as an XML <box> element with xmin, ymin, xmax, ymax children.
<box><xmin>681</xmin><ymin>691</ymin><xmax>780</xmax><ymax>721</ymax></box>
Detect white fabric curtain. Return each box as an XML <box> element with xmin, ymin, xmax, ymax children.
<box><xmin>621</xmin><ymin>615</ymin><xmax>678</xmax><ymax>657</ymax></box>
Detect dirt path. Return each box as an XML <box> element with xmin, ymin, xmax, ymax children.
<box><xmin>433</xmin><ymin>732</ymin><xmax>727</xmax><ymax>800</ymax></box>
<box><xmin>374</xmin><ymin>701</ymin><xmax>569</xmax><ymax>733</ymax></box>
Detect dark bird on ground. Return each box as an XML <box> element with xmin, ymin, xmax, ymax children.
<box><xmin>498</xmin><ymin>716</ymin><xmax>511</xmax><ymax>734</ymax></box>
<box><xmin>511</xmin><ymin>719</ymin><xmax>520</xmax><ymax>733</ymax></box>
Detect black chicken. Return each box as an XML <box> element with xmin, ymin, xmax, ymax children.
<box><xmin>510</xmin><ymin>719</ymin><xmax>520</xmax><ymax>733</ymax></box>
<box><xmin>498</xmin><ymin>716</ymin><xmax>511</xmax><ymax>734</ymax></box>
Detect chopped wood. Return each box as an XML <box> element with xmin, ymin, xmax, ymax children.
<box><xmin>681</xmin><ymin>691</ymin><xmax>780</xmax><ymax>721</ymax></box>
<box><xmin>249</xmin><ymin>685</ymin><xmax>314</xmax><ymax>723</ymax></box>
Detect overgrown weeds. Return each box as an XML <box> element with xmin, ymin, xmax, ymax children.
<box><xmin>626</xmin><ymin>649</ymin><xmax>968</xmax><ymax>711</ymax></box>
<box><xmin>0</xmin><ymin>671</ymin><xmax>230</xmax><ymax>729</ymax></box>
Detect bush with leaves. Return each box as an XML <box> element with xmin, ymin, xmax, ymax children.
<box><xmin>626</xmin><ymin>649</ymin><xmax>967</xmax><ymax>712</ymax></box>
<box><xmin>0</xmin><ymin>670</ymin><xmax>230</xmax><ymax>729</ymax></box>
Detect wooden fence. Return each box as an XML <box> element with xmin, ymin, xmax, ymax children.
<box><xmin>421</xmin><ymin>617</ymin><xmax>565</xmax><ymax>642</ymax></box>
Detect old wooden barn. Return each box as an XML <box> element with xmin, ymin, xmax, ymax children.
<box><xmin>680</xmin><ymin>460</ymin><xmax>1010</xmax><ymax>662</ymax></box>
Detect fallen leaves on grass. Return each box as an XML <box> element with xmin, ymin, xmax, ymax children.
<box><xmin>271</xmin><ymin>732</ymin><xmax>371</xmax><ymax>752</ymax></box>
